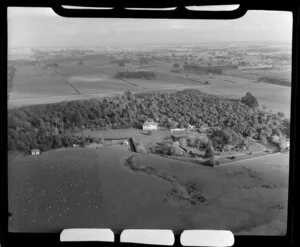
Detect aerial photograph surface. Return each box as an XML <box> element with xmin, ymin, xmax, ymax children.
<box><xmin>7</xmin><ymin>7</ymin><xmax>292</xmax><ymax>235</ymax></box>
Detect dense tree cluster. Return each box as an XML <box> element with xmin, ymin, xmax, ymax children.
<box><xmin>159</xmin><ymin>141</ymin><xmax>184</xmax><ymax>156</ymax></box>
<box><xmin>46</xmin><ymin>63</ymin><xmax>59</xmax><ymax>68</ymax></box>
<box><xmin>257</xmin><ymin>77</ymin><xmax>290</xmax><ymax>87</ymax></box>
<box><xmin>8</xmin><ymin>89</ymin><xmax>290</xmax><ymax>153</ymax></box>
<box><xmin>207</xmin><ymin>66</ymin><xmax>222</xmax><ymax>74</ymax></box>
<box><xmin>186</xmin><ymin>134</ymin><xmax>209</xmax><ymax>149</ymax></box>
<box><xmin>209</xmin><ymin>127</ymin><xmax>245</xmax><ymax>151</ymax></box>
<box><xmin>118</xmin><ymin>61</ymin><xmax>125</xmax><ymax>67</ymax></box>
<box><xmin>183</xmin><ymin>63</ymin><xmax>222</xmax><ymax>74</ymax></box>
<box><xmin>115</xmin><ymin>71</ymin><xmax>155</xmax><ymax>80</ymax></box>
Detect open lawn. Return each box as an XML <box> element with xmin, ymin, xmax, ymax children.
<box><xmin>79</xmin><ymin>128</ymin><xmax>171</xmax><ymax>148</ymax></box>
<box><xmin>8</xmin><ymin>146</ymin><xmax>289</xmax><ymax>235</ymax></box>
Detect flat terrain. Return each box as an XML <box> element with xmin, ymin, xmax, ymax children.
<box><xmin>224</xmin><ymin>69</ymin><xmax>291</xmax><ymax>82</ymax></box>
<box><xmin>8</xmin><ymin>60</ymin><xmax>291</xmax><ymax>119</ymax></box>
<box><xmin>79</xmin><ymin>128</ymin><xmax>170</xmax><ymax>147</ymax></box>
<box><xmin>8</xmin><ymin>147</ymin><xmax>289</xmax><ymax>235</ymax></box>
<box><xmin>9</xmin><ymin>65</ymin><xmax>77</xmax><ymax>99</ymax></box>
<box><xmin>197</xmin><ymin>81</ymin><xmax>291</xmax><ymax>117</ymax></box>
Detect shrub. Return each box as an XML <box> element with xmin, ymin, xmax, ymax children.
<box><xmin>179</xmin><ymin>138</ymin><xmax>187</xmax><ymax>147</ymax></box>
<box><xmin>204</xmin><ymin>145</ymin><xmax>214</xmax><ymax>158</ymax></box>
<box><xmin>259</xmin><ymin>134</ymin><xmax>268</xmax><ymax>144</ymax></box>
<box><xmin>279</xmin><ymin>140</ymin><xmax>288</xmax><ymax>151</ymax></box>
<box><xmin>270</xmin><ymin>135</ymin><xmax>280</xmax><ymax>144</ymax></box>
<box><xmin>243</xmin><ymin>137</ymin><xmax>256</xmax><ymax>148</ymax></box>
<box><xmin>135</xmin><ymin>141</ymin><xmax>147</xmax><ymax>153</ymax></box>
<box><xmin>161</xmin><ymin>141</ymin><xmax>184</xmax><ymax>156</ymax></box>
<box><xmin>202</xmin><ymin>157</ymin><xmax>218</xmax><ymax>167</ymax></box>
<box><xmin>170</xmin><ymin>142</ymin><xmax>184</xmax><ymax>156</ymax></box>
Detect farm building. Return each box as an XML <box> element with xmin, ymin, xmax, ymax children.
<box><xmin>143</xmin><ymin>120</ymin><xmax>158</xmax><ymax>131</ymax></box>
<box><xmin>31</xmin><ymin>149</ymin><xmax>40</xmax><ymax>155</ymax></box>
<box><xmin>170</xmin><ymin>128</ymin><xmax>186</xmax><ymax>133</ymax></box>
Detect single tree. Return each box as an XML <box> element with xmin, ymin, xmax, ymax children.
<box><xmin>241</xmin><ymin>92</ymin><xmax>259</xmax><ymax>108</ymax></box>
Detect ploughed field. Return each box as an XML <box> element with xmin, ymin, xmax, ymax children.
<box><xmin>9</xmin><ymin>146</ymin><xmax>288</xmax><ymax>235</ymax></box>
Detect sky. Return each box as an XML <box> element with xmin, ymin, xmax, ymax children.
<box><xmin>7</xmin><ymin>7</ymin><xmax>293</xmax><ymax>48</ymax></box>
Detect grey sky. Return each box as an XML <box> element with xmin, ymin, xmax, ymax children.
<box><xmin>8</xmin><ymin>7</ymin><xmax>293</xmax><ymax>48</ymax></box>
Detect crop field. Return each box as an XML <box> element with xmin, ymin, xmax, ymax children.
<box><xmin>177</xmin><ymin>74</ymin><xmax>256</xmax><ymax>85</ymax></box>
<box><xmin>224</xmin><ymin>69</ymin><xmax>291</xmax><ymax>82</ymax></box>
<box><xmin>68</xmin><ymin>74</ymin><xmax>135</xmax><ymax>94</ymax></box>
<box><xmin>54</xmin><ymin>61</ymin><xmax>207</xmax><ymax>93</ymax></box>
<box><xmin>244</xmin><ymin>69</ymin><xmax>291</xmax><ymax>81</ymax></box>
<box><xmin>9</xmin><ymin>66</ymin><xmax>77</xmax><ymax>100</ymax></box>
<box><xmin>8</xmin><ymin>147</ymin><xmax>289</xmax><ymax>235</ymax></box>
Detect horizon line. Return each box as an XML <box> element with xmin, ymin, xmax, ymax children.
<box><xmin>8</xmin><ymin>40</ymin><xmax>292</xmax><ymax>49</ymax></box>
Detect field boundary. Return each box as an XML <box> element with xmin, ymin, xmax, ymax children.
<box><xmin>117</xmin><ymin>78</ymin><xmax>139</xmax><ymax>87</ymax></box>
<box><xmin>47</xmin><ymin>68</ymin><xmax>81</xmax><ymax>95</ymax></box>
<box><xmin>218</xmin><ymin>152</ymin><xmax>283</xmax><ymax>166</ymax></box>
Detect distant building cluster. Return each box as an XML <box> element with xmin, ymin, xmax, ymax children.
<box><xmin>8</xmin><ymin>48</ymin><xmax>35</xmax><ymax>60</ymax></box>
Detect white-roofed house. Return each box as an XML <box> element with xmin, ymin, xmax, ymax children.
<box><xmin>31</xmin><ymin>149</ymin><xmax>40</xmax><ymax>155</ymax></box>
<box><xmin>143</xmin><ymin>120</ymin><xmax>158</xmax><ymax>131</ymax></box>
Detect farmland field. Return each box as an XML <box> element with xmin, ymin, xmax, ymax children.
<box><xmin>7</xmin><ymin>59</ymin><xmax>291</xmax><ymax>120</ymax></box>
<box><xmin>197</xmin><ymin>82</ymin><xmax>291</xmax><ymax>117</ymax></box>
<box><xmin>245</xmin><ymin>69</ymin><xmax>291</xmax><ymax>81</ymax></box>
<box><xmin>68</xmin><ymin>74</ymin><xmax>135</xmax><ymax>94</ymax></box>
<box><xmin>9</xmin><ymin>65</ymin><xmax>77</xmax><ymax>100</ymax></box>
<box><xmin>8</xmin><ymin>147</ymin><xmax>289</xmax><ymax>235</ymax></box>
<box><xmin>224</xmin><ymin>69</ymin><xmax>291</xmax><ymax>82</ymax></box>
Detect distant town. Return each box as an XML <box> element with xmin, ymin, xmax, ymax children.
<box><xmin>8</xmin><ymin>42</ymin><xmax>291</xmax><ymax>71</ymax></box>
